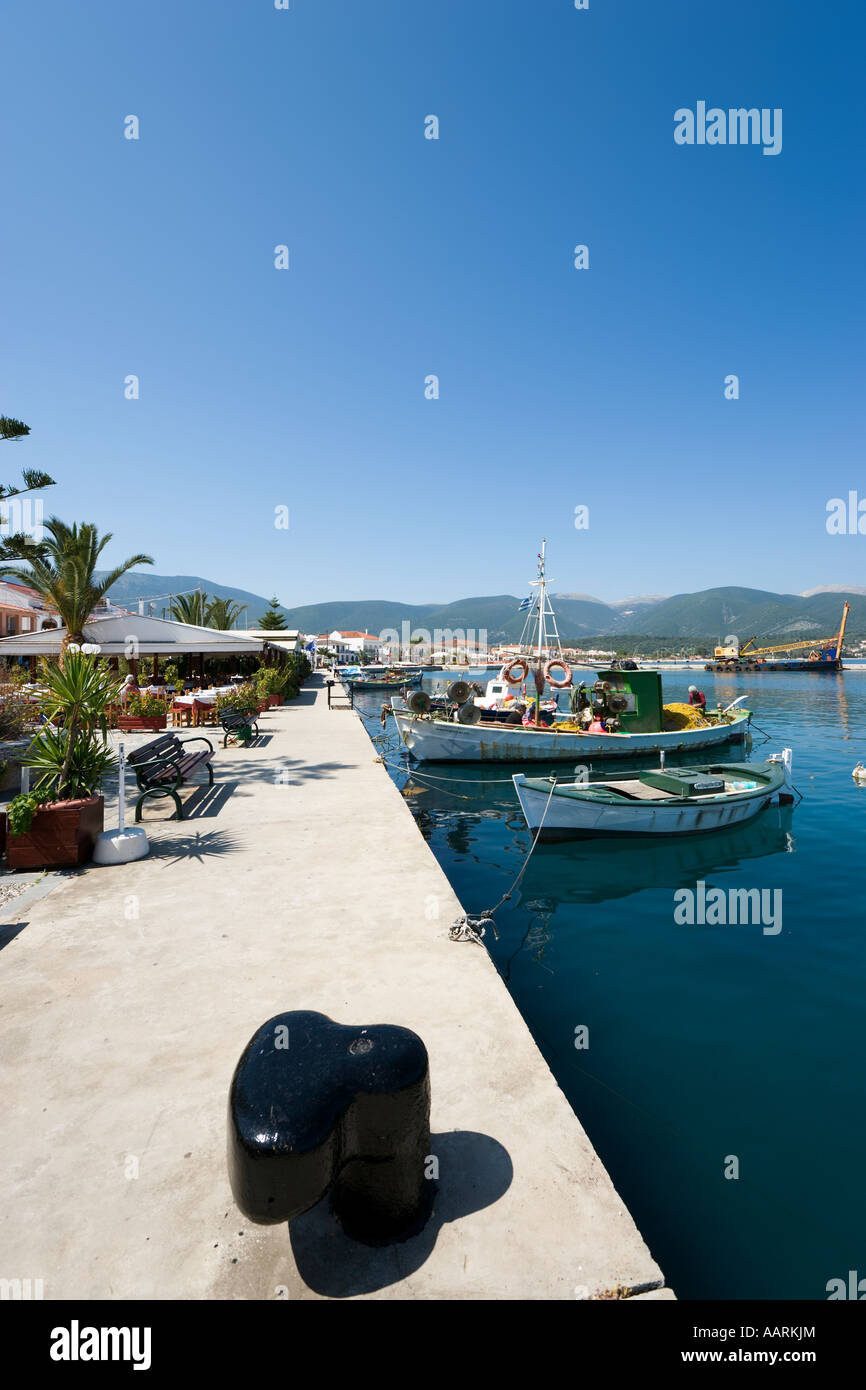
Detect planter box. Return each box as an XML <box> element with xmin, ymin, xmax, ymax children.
<box><xmin>117</xmin><ymin>716</ymin><xmax>166</xmax><ymax>733</ymax></box>
<box><xmin>268</xmin><ymin>693</ymin><xmax>283</xmax><ymax>707</ymax></box>
<box><xmin>6</xmin><ymin>796</ymin><xmax>104</xmax><ymax>870</ymax></box>
<box><xmin>257</xmin><ymin>700</ymin><xmax>269</xmax><ymax>713</ymax></box>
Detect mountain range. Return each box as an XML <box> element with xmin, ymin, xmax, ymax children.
<box><xmin>95</xmin><ymin>573</ymin><xmax>864</xmax><ymax>644</ymax></box>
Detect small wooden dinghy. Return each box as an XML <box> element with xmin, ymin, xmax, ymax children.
<box><xmin>513</xmin><ymin>751</ymin><xmax>794</xmax><ymax>841</ymax></box>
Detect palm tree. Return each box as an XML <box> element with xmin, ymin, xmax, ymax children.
<box><xmin>169</xmin><ymin>591</ymin><xmax>208</xmax><ymax>626</ymax></box>
<box><xmin>205</xmin><ymin>596</ymin><xmax>247</xmax><ymax>630</ymax></box>
<box><xmin>0</xmin><ymin>517</ymin><xmax>153</xmax><ymax>649</ymax></box>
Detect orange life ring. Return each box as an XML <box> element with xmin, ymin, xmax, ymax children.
<box><xmin>501</xmin><ymin>657</ymin><xmax>529</xmax><ymax>684</ymax></box>
<box><xmin>544</xmin><ymin>658</ymin><xmax>572</xmax><ymax>689</ymax></box>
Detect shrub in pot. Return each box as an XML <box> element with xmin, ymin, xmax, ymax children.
<box><xmin>118</xmin><ymin>691</ymin><xmax>167</xmax><ymax>732</ymax></box>
<box><xmin>216</xmin><ymin>684</ymin><xmax>259</xmax><ymax>719</ymax></box>
<box><xmin>0</xmin><ymin>686</ymin><xmax>39</xmax><ymax>741</ymax></box>
<box><xmin>5</xmin><ymin>650</ymin><xmax>118</xmax><ymax>869</ymax></box>
<box><xmin>254</xmin><ymin>666</ymin><xmax>286</xmax><ymax>707</ymax></box>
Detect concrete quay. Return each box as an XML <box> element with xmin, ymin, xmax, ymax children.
<box><xmin>0</xmin><ymin>677</ymin><xmax>668</xmax><ymax>1299</ymax></box>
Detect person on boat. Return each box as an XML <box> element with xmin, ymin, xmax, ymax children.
<box><xmin>504</xmin><ymin>702</ymin><xmax>527</xmax><ymax>725</ymax></box>
<box><xmin>587</xmin><ymin>714</ymin><xmax>608</xmax><ymax>733</ymax></box>
<box><xmin>688</xmin><ymin>685</ymin><xmax>707</xmax><ymax>709</ymax></box>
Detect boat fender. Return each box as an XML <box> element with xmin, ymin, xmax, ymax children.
<box><xmin>768</xmin><ymin>747</ymin><xmax>795</xmax><ymax>803</ymax></box>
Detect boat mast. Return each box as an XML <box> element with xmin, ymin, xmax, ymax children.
<box><xmin>536</xmin><ymin>539</ymin><xmax>546</xmax><ymax>664</ymax></box>
<box><xmin>514</xmin><ymin>540</ymin><xmax>566</xmax><ymax>664</ymax></box>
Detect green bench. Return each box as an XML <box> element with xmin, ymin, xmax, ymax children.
<box><xmin>219</xmin><ymin>707</ymin><xmax>259</xmax><ymax>747</ymax></box>
<box><xmin>126</xmin><ymin>732</ymin><xmax>215</xmax><ymax>821</ymax></box>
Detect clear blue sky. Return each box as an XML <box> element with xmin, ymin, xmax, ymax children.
<box><xmin>2</xmin><ymin>0</ymin><xmax>863</xmax><ymax>607</ymax></box>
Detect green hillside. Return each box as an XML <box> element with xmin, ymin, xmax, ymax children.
<box><xmin>97</xmin><ymin>572</ymin><xmax>862</xmax><ymax>645</ymax></box>
<box><xmin>620</xmin><ymin>587</ymin><xmax>857</xmax><ymax>642</ymax></box>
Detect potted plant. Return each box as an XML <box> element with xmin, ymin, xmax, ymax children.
<box><xmin>216</xmin><ymin>683</ymin><xmax>259</xmax><ymax>720</ymax></box>
<box><xmin>255</xmin><ymin>666</ymin><xmax>286</xmax><ymax>707</ymax></box>
<box><xmin>5</xmin><ymin>649</ymin><xmax>118</xmax><ymax>869</ymax></box>
<box><xmin>117</xmin><ymin>691</ymin><xmax>167</xmax><ymax>732</ymax></box>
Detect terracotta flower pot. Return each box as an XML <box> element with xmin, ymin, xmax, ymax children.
<box><xmin>6</xmin><ymin>796</ymin><xmax>105</xmax><ymax>870</ymax></box>
<box><xmin>257</xmin><ymin>700</ymin><xmax>269</xmax><ymax>713</ymax></box>
<box><xmin>268</xmin><ymin>693</ymin><xmax>282</xmax><ymax>706</ymax></box>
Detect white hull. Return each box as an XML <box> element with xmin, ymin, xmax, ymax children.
<box><xmin>392</xmin><ymin>709</ymin><xmax>751</xmax><ymax>763</ymax></box>
<box><xmin>514</xmin><ymin>777</ymin><xmax>774</xmax><ymax>839</ymax></box>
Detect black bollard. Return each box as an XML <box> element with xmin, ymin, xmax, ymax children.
<box><xmin>227</xmin><ymin>1011</ymin><xmax>432</xmax><ymax>1244</ymax></box>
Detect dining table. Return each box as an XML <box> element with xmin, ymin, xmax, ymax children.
<box><xmin>172</xmin><ymin>686</ymin><xmax>235</xmax><ymax>706</ymax></box>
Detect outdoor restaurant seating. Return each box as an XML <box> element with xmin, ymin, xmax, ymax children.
<box><xmin>192</xmin><ymin>699</ymin><xmax>218</xmax><ymax>727</ymax></box>
<box><xmin>169</xmin><ymin>701</ymin><xmax>192</xmax><ymax>728</ymax></box>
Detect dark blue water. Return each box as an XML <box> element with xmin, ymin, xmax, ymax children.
<box><xmin>357</xmin><ymin>670</ymin><xmax>866</xmax><ymax>1300</ymax></box>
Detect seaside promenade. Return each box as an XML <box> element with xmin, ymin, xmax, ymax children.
<box><xmin>0</xmin><ymin>676</ymin><xmax>670</xmax><ymax>1300</ymax></box>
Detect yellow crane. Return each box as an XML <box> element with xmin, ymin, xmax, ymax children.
<box><xmin>713</xmin><ymin>602</ymin><xmax>850</xmax><ymax>662</ymax></box>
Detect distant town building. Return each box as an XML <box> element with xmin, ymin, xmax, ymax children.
<box><xmin>312</xmin><ymin>630</ymin><xmax>383</xmax><ymax>662</ymax></box>
<box><xmin>0</xmin><ymin>580</ymin><xmax>60</xmax><ymax>638</ymax></box>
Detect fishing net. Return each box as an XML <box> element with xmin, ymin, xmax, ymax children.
<box><xmin>548</xmin><ymin>703</ymin><xmax>713</xmax><ymax>733</ymax></box>
<box><xmin>662</xmin><ymin>702</ymin><xmax>711</xmax><ymax>730</ymax></box>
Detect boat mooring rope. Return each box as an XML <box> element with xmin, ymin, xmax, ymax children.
<box><xmin>448</xmin><ymin>778</ymin><xmax>558</xmax><ymax>945</ymax></box>
<box><xmin>375</xmin><ymin>752</ymin><xmax>518</xmax><ymax>796</ymax></box>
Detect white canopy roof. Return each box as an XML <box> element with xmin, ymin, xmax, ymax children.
<box><xmin>0</xmin><ymin>613</ymin><xmax>276</xmax><ymax>656</ymax></box>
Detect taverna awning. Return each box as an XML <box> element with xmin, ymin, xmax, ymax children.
<box><xmin>0</xmin><ymin>613</ymin><xmax>279</xmax><ymax>657</ymax></box>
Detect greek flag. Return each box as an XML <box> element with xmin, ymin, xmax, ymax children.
<box><xmin>518</xmin><ymin>596</ymin><xmax>533</xmax><ymax>611</ymax></box>
<box><xmin>305</xmin><ymin>640</ymin><xmax>316</xmax><ymax>653</ymax></box>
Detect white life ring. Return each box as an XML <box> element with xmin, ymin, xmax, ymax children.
<box><xmin>501</xmin><ymin>658</ymin><xmax>529</xmax><ymax>685</ymax></box>
<box><xmin>544</xmin><ymin>658</ymin><xmax>573</xmax><ymax>688</ymax></box>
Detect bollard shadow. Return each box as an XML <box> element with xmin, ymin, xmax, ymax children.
<box><xmin>288</xmin><ymin>1129</ymin><xmax>512</xmax><ymax>1297</ymax></box>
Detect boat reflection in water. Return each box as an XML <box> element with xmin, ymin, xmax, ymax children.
<box><xmin>515</xmin><ymin>802</ymin><xmax>796</xmax><ymax>909</ymax></box>
<box><xmin>387</xmin><ymin>736</ymin><xmax>793</xmax><ymax>909</ymax></box>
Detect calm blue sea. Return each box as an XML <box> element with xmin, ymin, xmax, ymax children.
<box><xmin>355</xmin><ymin>669</ymin><xmax>866</xmax><ymax>1300</ymax></box>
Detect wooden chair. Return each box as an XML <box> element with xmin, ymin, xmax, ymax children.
<box><xmin>170</xmin><ymin>701</ymin><xmax>191</xmax><ymax>728</ymax></box>
<box><xmin>193</xmin><ymin>699</ymin><xmax>218</xmax><ymax>727</ymax></box>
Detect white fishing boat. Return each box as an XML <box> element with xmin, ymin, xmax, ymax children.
<box><xmin>392</xmin><ymin>703</ymin><xmax>751</xmax><ymax>762</ymax></box>
<box><xmin>391</xmin><ymin>541</ymin><xmax>751</xmax><ymax>763</ymax></box>
<box><xmin>513</xmin><ymin>751</ymin><xmax>794</xmax><ymax>841</ymax></box>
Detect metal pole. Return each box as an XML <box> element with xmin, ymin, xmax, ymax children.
<box><xmin>118</xmin><ymin>742</ymin><xmax>126</xmax><ymax>832</ymax></box>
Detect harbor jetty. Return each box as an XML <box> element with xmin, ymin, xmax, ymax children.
<box><xmin>0</xmin><ymin>676</ymin><xmax>669</xmax><ymax>1300</ymax></box>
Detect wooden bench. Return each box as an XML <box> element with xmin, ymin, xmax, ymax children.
<box><xmin>126</xmin><ymin>732</ymin><xmax>215</xmax><ymax>821</ymax></box>
<box><xmin>219</xmin><ymin>707</ymin><xmax>259</xmax><ymax>748</ymax></box>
